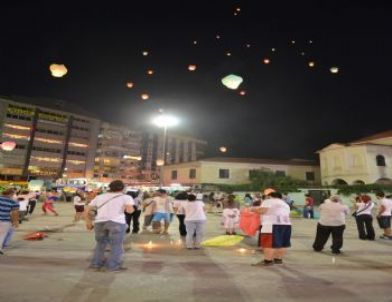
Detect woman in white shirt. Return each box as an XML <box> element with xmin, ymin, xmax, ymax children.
<box><xmin>182</xmin><ymin>194</ymin><xmax>207</xmax><ymax>249</ymax></box>
<box><xmin>73</xmin><ymin>192</ymin><xmax>86</xmax><ymax>222</ymax></box>
<box><xmin>173</xmin><ymin>191</ymin><xmax>188</xmax><ymax>237</ymax></box>
<box><xmin>353</xmin><ymin>194</ymin><xmax>375</xmax><ymax>240</ymax></box>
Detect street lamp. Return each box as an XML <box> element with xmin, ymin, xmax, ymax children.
<box><xmin>152</xmin><ymin>114</ymin><xmax>179</xmax><ymax>187</ymax></box>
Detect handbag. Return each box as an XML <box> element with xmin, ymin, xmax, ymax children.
<box><xmin>88</xmin><ymin>194</ymin><xmax>123</xmax><ymax>220</ymax></box>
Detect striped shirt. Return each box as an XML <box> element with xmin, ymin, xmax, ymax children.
<box><xmin>0</xmin><ymin>196</ymin><xmax>19</xmax><ymax>222</ymax></box>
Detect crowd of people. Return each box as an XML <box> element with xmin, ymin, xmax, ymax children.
<box><xmin>1</xmin><ymin>181</ymin><xmax>391</xmax><ymax>272</ymax></box>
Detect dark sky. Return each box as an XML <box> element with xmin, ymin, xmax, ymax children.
<box><xmin>1</xmin><ymin>1</ymin><xmax>392</xmax><ymax>160</ymax></box>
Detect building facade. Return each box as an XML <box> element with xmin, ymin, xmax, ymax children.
<box><xmin>161</xmin><ymin>157</ymin><xmax>320</xmax><ymax>188</ymax></box>
<box><xmin>140</xmin><ymin>131</ymin><xmax>208</xmax><ymax>182</ymax></box>
<box><xmin>0</xmin><ymin>96</ymin><xmax>100</xmax><ymax>180</ymax></box>
<box><xmin>93</xmin><ymin>122</ymin><xmax>142</xmax><ymax>184</ymax></box>
<box><xmin>318</xmin><ymin>130</ymin><xmax>392</xmax><ymax>185</ymax></box>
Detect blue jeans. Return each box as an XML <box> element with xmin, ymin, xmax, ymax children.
<box><xmin>2</xmin><ymin>226</ymin><xmax>15</xmax><ymax>249</ymax></box>
<box><xmin>303</xmin><ymin>207</ymin><xmax>314</xmax><ymax>219</ymax></box>
<box><xmin>0</xmin><ymin>221</ymin><xmax>12</xmax><ymax>251</ymax></box>
<box><xmin>185</xmin><ymin>220</ymin><xmax>205</xmax><ymax>248</ymax></box>
<box><xmin>91</xmin><ymin>221</ymin><xmax>126</xmax><ymax>270</ymax></box>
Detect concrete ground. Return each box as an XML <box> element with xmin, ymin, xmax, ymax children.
<box><xmin>0</xmin><ymin>203</ymin><xmax>391</xmax><ymax>302</ymax></box>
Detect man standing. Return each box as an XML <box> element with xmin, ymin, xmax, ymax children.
<box><xmin>375</xmin><ymin>191</ymin><xmax>392</xmax><ymax>240</ymax></box>
<box><xmin>303</xmin><ymin>193</ymin><xmax>315</xmax><ymax>219</ymax></box>
<box><xmin>85</xmin><ymin>180</ymin><xmax>134</xmax><ymax>272</ymax></box>
<box><xmin>0</xmin><ymin>189</ymin><xmax>19</xmax><ymax>255</ymax></box>
<box><xmin>312</xmin><ymin>195</ymin><xmax>349</xmax><ymax>254</ymax></box>
<box><xmin>151</xmin><ymin>189</ymin><xmax>173</xmax><ymax>235</ymax></box>
<box><xmin>252</xmin><ymin>191</ymin><xmax>292</xmax><ymax>266</ymax></box>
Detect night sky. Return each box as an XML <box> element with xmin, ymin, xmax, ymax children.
<box><xmin>1</xmin><ymin>1</ymin><xmax>392</xmax><ymax>160</ymax></box>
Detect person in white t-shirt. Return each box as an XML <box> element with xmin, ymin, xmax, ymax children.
<box><xmin>313</xmin><ymin>195</ymin><xmax>349</xmax><ymax>254</ymax></box>
<box><xmin>16</xmin><ymin>190</ymin><xmax>31</xmax><ymax>223</ymax></box>
<box><xmin>353</xmin><ymin>194</ymin><xmax>375</xmax><ymax>240</ymax></box>
<box><xmin>181</xmin><ymin>193</ymin><xmax>207</xmax><ymax>249</ymax></box>
<box><xmin>151</xmin><ymin>189</ymin><xmax>173</xmax><ymax>235</ymax></box>
<box><xmin>85</xmin><ymin>180</ymin><xmax>134</xmax><ymax>272</ymax></box>
<box><xmin>251</xmin><ymin>191</ymin><xmax>291</xmax><ymax>266</ymax></box>
<box><xmin>375</xmin><ymin>191</ymin><xmax>392</xmax><ymax>240</ymax></box>
<box><xmin>73</xmin><ymin>191</ymin><xmax>86</xmax><ymax>222</ymax></box>
<box><xmin>173</xmin><ymin>191</ymin><xmax>189</xmax><ymax>237</ymax></box>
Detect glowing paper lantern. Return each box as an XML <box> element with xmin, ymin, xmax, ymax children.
<box><xmin>126</xmin><ymin>82</ymin><xmax>134</xmax><ymax>88</ymax></box>
<box><xmin>156</xmin><ymin>159</ymin><xmax>164</xmax><ymax>166</ymax></box>
<box><xmin>308</xmin><ymin>61</ymin><xmax>315</xmax><ymax>68</ymax></box>
<box><xmin>271</xmin><ymin>48</ymin><xmax>276</xmax><ymax>52</ymax></box>
<box><xmin>239</xmin><ymin>90</ymin><xmax>246</xmax><ymax>96</ymax></box>
<box><xmin>49</xmin><ymin>64</ymin><xmax>68</xmax><ymax>78</ymax></box>
<box><xmin>147</xmin><ymin>69</ymin><xmax>154</xmax><ymax>75</ymax></box>
<box><xmin>226</xmin><ymin>52</ymin><xmax>232</xmax><ymax>57</ymax></box>
<box><xmin>1</xmin><ymin>141</ymin><xmax>16</xmax><ymax>151</ymax></box>
<box><xmin>221</xmin><ymin>74</ymin><xmax>243</xmax><ymax>90</ymax></box>
<box><xmin>263</xmin><ymin>58</ymin><xmax>270</xmax><ymax>64</ymax></box>
<box><xmin>245</xmin><ymin>44</ymin><xmax>251</xmax><ymax>48</ymax></box>
<box><xmin>216</xmin><ymin>34</ymin><xmax>221</xmax><ymax>39</ymax></box>
<box><xmin>188</xmin><ymin>64</ymin><xmax>197</xmax><ymax>71</ymax></box>
<box><xmin>236</xmin><ymin>7</ymin><xmax>241</xmax><ymax>12</ymax></box>
<box><xmin>193</xmin><ymin>40</ymin><xmax>198</xmax><ymax>45</ymax></box>
<box><xmin>330</xmin><ymin>67</ymin><xmax>339</xmax><ymax>74</ymax></box>
<box><xmin>141</xmin><ymin>93</ymin><xmax>150</xmax><ymax>100</ymax></box>
<box><xmin>301</xmin><ymin>52</ymin><xmax>305</xmax><ymax>56</ymax></box>
<box><xmin>309</xmin><ymin>40</ymin><xmax>313</xmax><ymax>44</ymax></box>
<box><xmin>291</xmin><ymin>40</ymin><xmax>296</xmax><ymax>44</ymax></box>
<box><xmin>142</xmin><ymin>51</ymin><xmax>149</xmax><ymax>56</ymax></box>
<box><xmin>219</xmin><ymin>146</ymin><xmax>227</xmax><ymax>153</ymax></box>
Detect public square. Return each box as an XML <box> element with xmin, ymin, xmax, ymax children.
<box><xmin>0</xmin><ymin>203</ymin><xmax>391</xmax><ymax>302</ymax></box>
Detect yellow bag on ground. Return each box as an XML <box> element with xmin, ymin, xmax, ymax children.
<box><xmin>201</xmin><ymin>235</ymin><xmax>243</xmax><ymax>247</ymax></box>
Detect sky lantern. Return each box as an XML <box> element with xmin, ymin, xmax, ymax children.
<box><xmin>245</xmin><ymin>44</ymin><xmax>251</xmax><ymax>48</ymax></box>
<box><xmin>216</xmin><ymin>34</ymin><xmax>221</xmax><ymax>39</ymax></box>
<box><xmin>221</xmin><ymin>74</ymin><xmax>243</xmax><ymax>90</ymax></box>
<box><xmin>193</xmin><ymin>40</ymin><xmax>198</xmax><ymax>45</ymax></box>
<box><xmin>219</xmin><ymin>146</ymin><xmax>227</xmax><ymax>153</ymax></box>
<box><xmin>141</xmin><ymin>93</ymin><xmax>150</xmax><ymax>100</ymax></box>
<box><xmin>156</xmin><ymin>159</ymin><xmax>164</xmax><ymax>166</ymax></box>
<box><xmin>49</xmin><ymin>64</ymin><xmax>68</xmax><ymax>78</ymax></box>
<box><xmin>301</xmin><ymin>52</ymin><xmax>306</xmax><ymax>56</ymax></box>
<box><xmin>309</xmin><ymin>40</ymin><xmax>313</xmax><ymax>44</ymax></box>
<box><xmin>239</xmin><ymin>90</ymin><xmax>246</xmax><ymax>96</ymax></box>
<box><xmin>147</xmin><ymin>69</ymin><xmax>154</xmax><ymax>75</ymax></box>
<box><xmin>308</xmin><ymin>61</ymin><xmax>315</xmax><ymax>68</ymax></box>
<box><xmin>263</xmin><ymin>58</ymin><xmax>270</xmax><ymax>64</ymax></box>
<box><xmin>271</xmin><ymin>48</ymin><xmax>276</xmax><ymax>52</ymax></box>
<box><xmin>226</xmin><ymin>51</ymin><xmax>232</xmax><ymax>57</ymax></box>
<box><xmin>1</xmin><ymin>141</ymin><xmax>16</xmax><ymax>151</ymax></box>
<box><xmin>236</xmin><ymin>7</ymin><xmax>241</xmax><ymax>12</ymax></box>
<box><xmin>188</xmin><ymin>64</ymin><xmax>197</xmax><ymax>71</ymax></box>
<box><xmin>126</xmin><ymin>82</ymin><xmax>134</xmax><ymax>88</ymax></box>
<box><xmin>142</xmin><ymin>50</ymin><xmax>149</xmax><ymax>56</ymax></box>
<box><xmin>330</xmin><ymin>66</ymin><xmax>339</xmax><ymax>74</ymax></box>
<box><xmin>291</xmin><ymin>40</ymin><xmax>296</xmax><ymax>44</ymax></box>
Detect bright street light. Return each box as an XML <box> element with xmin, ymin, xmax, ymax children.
<box><xmin>152</xmin><ymin>115</ymin><xmax>179</xmax><ymax>128</ymax></box>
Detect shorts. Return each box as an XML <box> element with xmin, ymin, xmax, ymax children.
<box><xmin>74</xmin><ymin>205</ymin><xmax>85</xmax><ymax>213</ymax></box>
<box><xmin>260</xmin><ymin>225</ymin><xmax>291</xmax><ymax>248</ymax></box>
<box><xmin>152</xmin><ymin>212</ymin><xmax>170</xmax><ymax>223</ymax></box>
<box><xmin>377</xmin><ymin>216</ymin><xmax>391</xmax><ymax>229</ymax></box>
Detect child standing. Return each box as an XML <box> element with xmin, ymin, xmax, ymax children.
<box><xmin>42</xmin><ymin>190</ymin><xmax>59</xmax><ymax>216</ymax></box>
<box><xmin>222</xmin><ymin>199</ymin><xmax>240</xmax><ymax>235</ymax></box>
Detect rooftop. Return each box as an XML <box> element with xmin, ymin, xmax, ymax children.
<box><xmin>0</xmin><ymin>95</ymin><xmax>99</xmax><ymax>119</ymax></box>
<box><xmin>351</xmin><ymin>129</ymin><xmax>392</xmax><ymax>144</ymax></box>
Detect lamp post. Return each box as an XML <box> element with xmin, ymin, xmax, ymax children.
<box><xmin>152</xmin><ymin>114</ymin><xmax>179</xmax><ymax>187</ymax></box>
<box><xmin>0</xmin><ymin>141</ymin><xmax>17</xmax><ymax>181</ymax></box>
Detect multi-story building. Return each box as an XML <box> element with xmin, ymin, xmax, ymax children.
<box><xmin>161</xmin><ymin>157</ymin><xmax>320</xmax><ymax>188</ymax></box>
<box><xmin>140</xmin><ymin>130</ymin><xmax>208</xmax><ymax>181</ymax></box>
<box><xmin>0</xmin><ymin>96</ymin><xmax>100</xmax><ymax>180</ymax></box>
<box><xmin>93</xmin><ymin>122</ymin><xmax>142</xmax><ymax>184</ymax></box>
<box><xmin>318</xmin><ymin>130</ymin><xmax>392</xmax><ymax>185</ymax></box>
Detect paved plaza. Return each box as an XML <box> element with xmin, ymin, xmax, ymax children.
<box><xmin>0</xmin><ymin>203</ymin><xmax>391</xmax><ymax>302</ymax></box>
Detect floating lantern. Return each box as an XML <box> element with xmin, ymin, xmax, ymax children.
<box><xmin>221</xmin><ymin>74</ymin><xmax>243</xmax><ymax>90</ymax></box>
<box><xmin>291</xmin><ymin>40</ymin><xmax>296</xmax><ymax>44</ymax></box>
<box><xmin>239</xmin><ymin>90</ymin><xmax>246</xmax><ymax>96</ymax></box>
<box><xmin>263</xmin><ymin>58</ymin><xmax>270</xmax><ymax>64</ymax></box>
<box><xmin>126</xmin><ymin>82</ymin><xmax>134</xmax><ymax>88</ymax></box>
<box><xmin>226</xmin><ymin>52</ymin><xmax>232</xmax><ymax>57</ymax></box>
<box><xmin>188</xmin><ymin>64</ymin><xmax>197</xmax><ymax>71</ymax></box>
<box><xmin>330</xmin><ymin>67</ymin><xmax>339</xmax><ymax>74</ymax></box>
<box><xmin>219</xmin><ymin>146</ymin><xmax>227</xmax><ymax>153</ymax></box>
<box><xmin>308</xmin><ymin>61</ymin><xmax>315</xmax><ymax>68</ymax></box>
<box><xmin>0</xmin><ymin>141</ymin><xmax>16</xmax><ymax>151</ymax></box>
<box><xmin>156</xmin><ymin>159</ymin><xmax>164</xmax><ymax>166</ymax></box>
<box><xmin>245</xmin><ymin>44</ymin><xmax>251</xmax><ymax>48</ymax></box>
<box><xmin>147</xmin><ymin>69</ymin><xmax>154</xmax><ymax>75</ymax></box>
<box><xmin>216</xmin><ymin>34</ymin><xmax>221</xmax><ymax>39</ymax></box>
<box><xmin>193</xmin><ymin>40</ymin><xmax>198</xmax><ymax>45</ymax></box>
<box><xmin>309</xmin><ymin>40</ymin><xmax>313</xmax><ymax>44</ymax></box>
<box><xmin>301</xmin><ymin>52</ymin><xmax>305</xmax><ymax>56</ymax></box>
<box><xmin>236</xmin><ymin>7</ymin><xmax>241</xmax><ymax>12</ymax></box>
<box><xmin>271</xmin><ymin>48</ymin><xmax>276</xmax><ymax>52</ymax></box>
<box><xmin>142</xmin><ymin>51</ymin><xmax>149</xmax><ymax>56</ymax></box>
<box><xmin>141</xmin><ymin>93</ymin><xmax>150</xmax><ymax>100</ymax></box>
<box><xmin>49</xmin><ymin>64</ymin><xmax>68</xmax><ymax>78</ymax></box>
